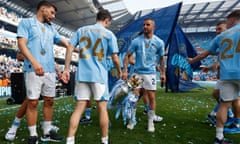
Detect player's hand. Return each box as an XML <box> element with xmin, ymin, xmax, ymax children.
<box><xmin>212</xmin><ymin>63</ymin><xmax>219</xmax><ymax>72</ymax></box>
<box><xmin>61</xmin><ymin>70</ymin><xmax>70</xmax><ymax>84</ymax></box>
<box><xmin>160</xmin><ymin>75</ymin><xmax>166</xmax><ymax>87</ymax></box>
<box><xmin>117</xmin><ymin>71</ymin><xmax>122</xmax><ymax>79</ymax></box>
<box><xmin>187</xmin><ymin>58</ymin><xmax>193</xmax><ymax>64</ymax></box>
<box><xmin>33</xmin><ymin>62</ymin><xmax>44</xmax><ymax>76</ymax></box>
<box><xmin>122</xmin><ymin>71</ymin><xmax>128</xmax><ymax>81</ymax></box>
<box><xmin>56</xmin><ymin>72</ymin><xmax>62</xmax><ymax>79</ymax></box>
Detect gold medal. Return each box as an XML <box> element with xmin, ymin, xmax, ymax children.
<box><xmin>41</xmin><ymin>48</ymin><xmax>46</xmax><ymax>55</ymax></box>
<box><xmin>41</xmin><ymin>27</ymin><xmax>45</xmax><ymax>33</ymax></box>
<box><xmin>145</xmin><ymin>39</ymin><xmax>151</xmax><ymax>48</ymax></box>
<box><xmin>145</xmin><ymin>43</ymin><xmax>149</xmax><ymax>48</ymax></box>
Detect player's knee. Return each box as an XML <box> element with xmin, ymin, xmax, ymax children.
<box><xmin>28</xmin><ymin>100</ymin><xmax>39</xmax><ymax>109</ymax></box>
<box><xmin>44</xmin><ymin>97</ymin><xmax>54</xmax><ymax>107</ymax></box>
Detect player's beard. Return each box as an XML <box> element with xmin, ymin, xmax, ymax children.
<box><xmin>43</xmin><ymin>14</ymin><xmax>51</xmax><ymax>25</ymax></box>
<box><xmin>143</xmin><ymin>28</ymin><xmax>154</xmax><ymax>37</ymax></box>
<box><xmin>143</xmin><ymin>30</ymin><xmax>150</xmax><ymax>35</ymax></box>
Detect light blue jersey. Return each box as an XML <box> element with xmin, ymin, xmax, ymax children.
<box><xmin>17</xmin><ymin>17</ymin><xmax>62</xmax><ymax>72</ymax></box>
<box><xmin>70</xmin><ymin>23</ymin><xmax>119</xmax><ymax>84</ymax></box>
<box><xmin>128</xmin><ymin>34</ymin><xmax>165</xmax><ymax>74</ymax></box>
<box><xmin>208</xmin><ymin>24</ymin><xmax>240</xmax><ymax>80</ymax></box>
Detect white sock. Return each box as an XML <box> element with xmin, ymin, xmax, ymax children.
<box><xmin>42</xmin><ymin>121</ymin><xmax>52</xmax><ymax>135</ymax></box>
<box><xmin>148</xmin><ymin>110</ymin><xmax>155</xmax><ymax>120</ymax></box>
<box><xmin>28</xmin><ymin>125</ymin><xmax>37</xmax><ymax>136</ymax></box>
<box><xmin>66</xmin><ymin>136</ymin><xmax>75</xmax><ymax>144</ymax></box>
<box><xmin>216</xmin><ymin>127</ymin><xmax>224</xmax><ymax>140</ymax></box>
<box><xmin>11</xmin><ymin>117</ymin><xmax>22</xmax><ymax>131</ymax></box>
<box><xmin>101</xmin><ymin>136</ymin><xmax>108</xmax><ymax>144</ymax></box>
<box><xmin>147</xmin><ymin>110</ymin><xmax>155</xmax><ymax>132</ymax></box>
<box><xmin>14</xmin><ymin>117</ymin><xmax>22</xmax><ymax>123</ymax></box>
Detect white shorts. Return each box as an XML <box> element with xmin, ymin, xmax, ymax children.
<box><xmin>220</xmin><ymin>80</ymin><xmax>240</xmax><ymax>101</ymax></box>
<box><xmin>214</xmin><ymin>80</ymin><xmax>223</xmax><ymax>90</ymax></box>
<box><xmin>25</xmin><ymin>72</ymin><xmax>56</xmax><ymax>100</ymax></box>
<box><xmin>74</xmin><ymin>81</ymin><xmax>109</xmax><ymax>101</ymax></box>
<box><xmin>133</xmin><ymin>73</ymin><xmax>156</xmax><ymax>90</ymax></box>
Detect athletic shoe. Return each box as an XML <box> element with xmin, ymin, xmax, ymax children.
<box><xmin>28</xmin><ymin>136</ymin><xmax>38</xmax><ymax>144</ymax></box>
<box><xmin>5</xmin><ymin>127</ymin><xmax>16</xmax><ymax>141</ymax></box>
<box><xmin>41</xmin><ymin>129</ymin><xmax>63</xmax><ymax>142</ymax></box>
<box><xmin>154</xmin><ymin>115</ymin><xmax>163</xmax><ymax>123</ymax></box>
<box><xmin>127</xmin><ymin>121</ymin><xmax>135</xmax><ymax>130</ymax></box>
<box><xmin>80</xmin><ymin>116</ymin><xmax>93</xmax><ymax>124</ymax></box>
<box><xmin>41</xmin><ymin>122</ymin><xmax>60</xmax><ymax>132</ymax></box>
<box><xmin>225</xmin><ymin>117</ymin><xmax>234</xmax><ymax>127</ymax></box>
<box><xmin>213</xmin><ymin>137</ymin><xmax>232</xmax><ymax>144</ymax></box>
<box><xmin>224</xmin><ymin>123</ymin><xmax>240</xmax><ymax>134</ymax></box>
<box><xmin>206</xmin><ymin>114</ymin><xmax>216</xmax><ymax>125</ymax></box>
<box><xmin>51</xmin><ymin>125</ymin><xmax>60</xmax><ymax>132</ymax></box>
<box><xmin>101</xmin><ymin>142</ymin><xmax>111</xmax><ymax>144</ymax></box>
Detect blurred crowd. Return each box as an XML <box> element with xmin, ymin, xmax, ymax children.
<box><xmin>0</xmin><ymin>7</ymin><xmax>20</xmax><ymax>23</ymax></box>
<box><xmin>0</xmin><ymin>54</ymin><xmax>24</xmax><ymax>86</ymax></box>
<box><xmin>0</xmin><ymin>54</ymin><xmax>23</xmax><ymax>73</ymax></box>
<box><xmin>0</xmin><ymin>32</ymin><xmax>17</xmax><ymax>49</ymax></box>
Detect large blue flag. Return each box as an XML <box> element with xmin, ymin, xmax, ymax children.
<box><xmin>167</xmin><ymin>24</ymin><xmax>202</xmax><ymax>92</ymax></box>
<box><xmin>108</xmin><ymin>3</ymin><xmax>182</xmax><ymax>90</ymax></box>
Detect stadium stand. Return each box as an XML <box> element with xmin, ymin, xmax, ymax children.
<box><xmin>187</xmin><ymin>32</ymin><xmax>216</xmax><ymax>49</ymax></box>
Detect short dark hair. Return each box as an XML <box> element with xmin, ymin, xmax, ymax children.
<box><xmin>143</xmin><ymin>18</ymin><xmax>155</xmax><ymax>26</ymax></box>
<box><xmin>227</xmin><ymin>9</ymin><xmax>240</xmax><ymax>20</ymax></box>
<box><xmin>144</xmin><ymin>18</ymin><xmax>154</xmax><ymax>21</ymax></box>
<box><xmin>216</xmin><ymin>21</ymin><xmax>226</xmax><ymax>26</ymax></box>
<box><xmin>37</xmin><ymin>0</ymin><xmax>57</xmax><ymax>12</ymax></box>
<box><xmin>96</xmin><ymin>9</ymin><xmax>112</xmax><ymax>21</ymax></box>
